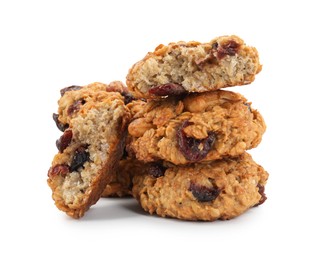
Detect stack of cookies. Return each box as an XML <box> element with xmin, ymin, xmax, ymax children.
<box><xmin>47</xmin><ymin>35</ymin><xmax>268</xmax><ymax>221</ymax></box>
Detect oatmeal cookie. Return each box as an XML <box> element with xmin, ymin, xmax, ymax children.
<box><xmin>48</xmin><ymin>82</ymin><xmax>130</xmax><ymax>218</ymax></box>
<box><xmin>132</xmin><ymin>153</ymin><xmax>268</xmax><ymax>221</ymax></box>
<box><xmin>127</xmin><ymin>35</ymin><xmax>261</xmax><ymax>98</ymax></box>
<box><xmin>101</xmin><ymin>158</ymin><xmax>146</xmax><ymax>197</ymax></box>
<box><xmin>127</xmin><ymin>90</ymin><xmax>266</xmax><ymax>165</ymax></box>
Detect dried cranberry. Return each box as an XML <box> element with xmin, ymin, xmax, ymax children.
<box><xmin>216</xmin><ymin>40</ymin><xmax>240</xmax><ymax>59</ymax></box>
<box><xmin>70</xmin><ymin>146</ymin><xmax>90</xmax><ymax>172</ymax></box>
<box><xmin>195</xmin><ymin>54</ymin><xmax>217</xmax><ymax>69</ymax></box>
<box><xmin>122</xmin><ymin>92</ymin><xmax>135</xmax><ymax>104</ymax></box>
<box><xmin>56</xmin><ymin>129</ymin><xmax>73</xmax><ymax>153</ymax></box>
<box><xmin>53</xmin><ymin>113</ymin><xmax>69</xmax><ymax>132</ymax></box>
<box><xmin>176</xmin><ymin>120</ymin><xmax>216</xmax><ymax>162</ymax></box>
<box><xmin>254</xmin><ymin>184</ymin><xmax>267</xmax><ymax>206</ymax></box>
<box><xmin>212</xmin><ymin>42</ymin><xmax>219</xmax><ymax>49</ymax></box>
<box><xmin>189</xmin><ymin>182</ymin><xmax>220</xmax><ymax>202</ymax></box>
<box><xmin>148</xmin><ymin>163</ymin><xmax>166</xmax><ymax>178</ymax></box>
<box><xmin>149</xmin><ymin>83</ymin><xmax>187</xmax><ymax>96</ymax></box>
<box><xmin>67</xmin><ymin>99</ymin><xmax>86</xmax><ymax>116</ymax></box>
<box><xmin>60</xmin><ymin>85</ymin><xmax>82</xmax><ymax>96</ymax></box>
<box><xmin>48</xmin><ymin>164</ymin><xmax>70</xmax><ymax>178</ymax></box>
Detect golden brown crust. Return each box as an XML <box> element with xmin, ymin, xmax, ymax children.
<box><xmin>132</xmin><ymin>153</ymin><xmax>268</xmax><ymax>221</ymax></box>
<box><xmin>127</xmin><ymin>35</ymin><xmax>262</xmax><ymax>99</ymax></box>
<box><xmin>101</xmin><ymin>159</ymin><xmax>146</xmax><ymax>197</ymax></box>
<box><xmin>48</xmin><ymin>82</ymin><xmax>130</xmax><ymax>218</ymax></box>
<box><xmin>127</xmin><ymin>90</ymin><xmax>266</xmax><ymax>165</ymax></box>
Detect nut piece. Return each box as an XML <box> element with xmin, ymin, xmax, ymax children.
<box><xmin>128</xmin><ymin>118</ymin><xmax>154</xmax><ymax>138</ymax></box>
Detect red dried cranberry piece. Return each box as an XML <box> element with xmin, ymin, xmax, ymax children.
<box><xmin>148</xmin><ymin>163</ymin><xmax>166</xmax><ymax>178</ymax></box>
<box><xmin>56</xmin><ymin>129</ymin><xmax>73</xmax><ymax>153</ymax></box>
<box><xmin>195</xmin><ymin>55</ymin><xmax>217</xmax><ymax>69</ymax></box>
<box><xmin>70</xmin><ymin>146</ymin><xmax>90</xmax><ymax>172</ymax></box>
<box><xmin>67</xmin><ymin>99</ymin><xmax>86</xmax><ymax>116</ymax></box>
<box><xmin>53</xmin><ymin>113</ymin><xmax>69</xmax><ymax>132</ymax></box>
<box><xmin>189</xmin><ymin>182</ymin><xmax>220</xmax><ymax>202</ymax></box>
<box><xmin>60</xmin><ymin>85</ymin><xmax>82</xmax><ymax>96</ymax></box>
<box><xmin>254</xmin><ymin>184</ymin><xmax>267</xmax><ymax>206</ymax></box>
<box><xmin>212</xmin><ymin>42</ymin><xmax>219</xmax><ymax>49</ymax></box>
<box><xmin>48</xmin><ymin>164</ymin><xmax>70</xmax><ymax>178</ymax></box>
<box><xmin>176</xmin><ymin>120</ymin><xmax>216</xmax><ymax>162</ymax></box>
<box><xmin>149</xmin><ymin>83</ymin><xmax>187</xmax><ymax>96</ymax></box>
<box><xmin>216</xmin><ymin>40</ymin><xmax>240</xmax><ymax>59</ymax></box>
<box><xmin>122</xmin><ymin>92</ymin><xmax>135</xmax><ymax>104</ymax></box>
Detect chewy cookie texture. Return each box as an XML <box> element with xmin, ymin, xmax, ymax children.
<box><xmin>127</xmin><ymin>90</ymin><xmax>266</xmax><ymax>165</ymax></box>
<box><xmin>132</xmin><ymin>153</ymin><xmax>268</xmax><ymax>221</ymax></box>
<box><xmin>127</xmin><ymin>35</ymin><xmax>261</xmax><ymax>99</ymax></box>
<box><xmin>101</xmin><ymin>158</ymin><xmax>146</xmax><ymax>197</ymax></box>
<box><xmin>48</xmin><ymin>82</ymin><xmax>130</xmax><ymax>218</ymax></box>
<box><xmin>48</xmin><ymin>35</ymin><xmax>268</xmax><ymax>221</ymax></box>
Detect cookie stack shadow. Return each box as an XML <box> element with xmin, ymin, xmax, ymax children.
<box><xmin>48</xmin><ymin>35</ymin><xmax>269</xmax><ymax>221</ymax></box>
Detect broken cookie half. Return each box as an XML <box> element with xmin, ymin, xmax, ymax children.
<box><xmin>126</xmin><ymin>35</ymin><xmax>261</xmax><ymax>99</ymax></box>
<box><xmin>48</xmin><ymin>82</ymin><xmax>130</xmax><ymax>218</ymax></box>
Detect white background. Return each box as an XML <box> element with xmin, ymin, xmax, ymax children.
<box><xmin>1</xmin><ymin>0</ymin><xmax>319</xmax><ymax>259</ymax></box>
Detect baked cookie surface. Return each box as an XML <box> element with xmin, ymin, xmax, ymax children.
<box><xmin>48</xmin><ymin>82</ymin><xmax>130</xmax><ymax>218</ymax></box>
<box><xmin>100</xmin><ymin>100</ymin><xmax>149</xmax><ymax>198</ymax></box>
<box><xmin>132</xmin><ymin>153</ymin><xmax>268</xmax><ymax>221</ymax></box>
<box><xmin>127</xmin><ymin>90</ymin><xmax>266</xmax><ymax>165</ymax></box>
<box><xmin>127</xmin><ymin>35</ymin><xmax>261</xmax><ymax>98</ymax></box>
<box><xmin>101</xmin><ymin>158</ymin><xmax>146</xmax><ymax>197</ymax></box>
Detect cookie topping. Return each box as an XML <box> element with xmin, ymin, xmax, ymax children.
<box><xmin>70</xmin><ymin>146</ymin><xmax>90</xmax><ymax>172</ymax></box>
<box><xmin>189</xmin><ymin>182</ymin><xmax>220</xmax><ymax>202</ymax></box>
<box><xmin>149</xmin><ymin>83</ymin><xmax>187</xmax><ymax>96</ymax></box>
<box><xmin>177</xmin><ymin>120</ymin><xmax>216</xmax><ymax>162</ymax></box>
<box><xmin>216</xmin><ymin>40</ymin><xmax>240</xmax><ymax>59</ymax></box>
<box><xmin>67</xmin><ymin>99</ymin><xmax>86</xmax><ymax>116</ymax></box>
<box><xmin>122</xmin><ymin>92</ymin><xmax>135</xmax><ymax>104</ymax></box>
<box><xmin>48</xmin><ymin>164</ymin><xmax>70</xmax><ymax>178</ymax></box>
<box><xmin>148</xmin><ymin>163</ymin><xmax>166</xmax><ymax>178</ymax></box>
<box><xmin>60</xmin><ymin>85</ymin><xmax>82</xmax><ymax>96</ymax></box>
<box><xmin>255</xmin><ymin>184</ymin><xmax>267</xmax><ymax>206</ymax></box>
<box><xmin>53</xmin><ymin>113</ymin><xmax>69</xmax><ymax>132</ymax></box>
<box><xmin>56</xmin><ymin>129</ymin><xmax>73</xmax><ymax>153</ymax></box>
<box><xmin>212</xmin><ymin>42</ymin><xmax>219</xmax><ymax>49</ymax></box>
